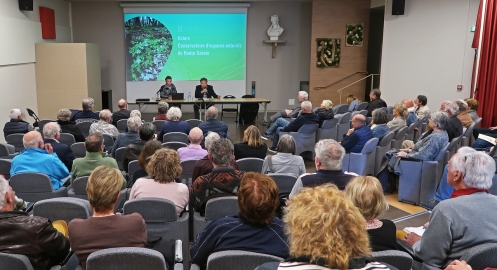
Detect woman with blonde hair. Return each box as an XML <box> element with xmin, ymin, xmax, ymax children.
<box><xmin>347</xmin><ymin>95</ymin><xmax>361</xmax><ymax>112</ymax></box>
<box><xmin>257</xmin><ymin>184</ymin><xmax>392</xmax><ymax>270</ymax></box>
<box><xmin>234</xmin><ymin>125</ymin><xmax>268</xmax><ymax>160</ymax></box>
<box><xmin>131</xmin><ymin>148</ymin><xmax>189</xmax><ymax>216</ymax></box>
<box><xmin>387</xmin><ymin>103</ymin><xmax>408</xmax><ymax>132</ymax></box>
<box><xmin>345</xmin><ymin>176</ymin><xmax>397</xmax><ymax>251</ymax></box>
<box><xmin>314</xmin><ymin>100</ymin><xmax>334</xmax><ymax>127</ymax></box>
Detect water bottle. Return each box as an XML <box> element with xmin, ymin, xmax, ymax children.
<box><xmin>156</xmin><ymin>91</ymin><xmax>160</xmax><ymax>100</ymax></box>
<box><xmin>188</xmin><ymin>92</ymin><xmax>191</xmax><ymax>101</ymax></box>
<box><xmin>203</xmin><ymin>92</ymin><xmax>207</xmax><ymax>100</ymax></box>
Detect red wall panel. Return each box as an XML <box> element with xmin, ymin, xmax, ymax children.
<box><xmin>39</xmin><ymin>7</ymin><xmax>56</xmax><ymax>39</ymax></box>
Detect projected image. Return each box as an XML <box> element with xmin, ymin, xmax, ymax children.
<box><xmin>125</xmin><ymin>16</ymin><xmax>173</xmax><ymax>81</ymax></box>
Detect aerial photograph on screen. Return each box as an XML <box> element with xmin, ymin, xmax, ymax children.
<box><xmin>125</xmin><ymin>16</ymin><xmax>173</xmax><ymax>81</ymax></box>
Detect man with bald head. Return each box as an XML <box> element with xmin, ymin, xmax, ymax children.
<box><xmin>10</xmin><ymin>131</ymin><xmax>70</xmax><ymax>190</ymax></box>
<box><xmin>341</xmin><ymin>114</ymin><xmax>373</xmax><ymax>153</ymax></box>
<box><xmin>112</xmin><ymin>99</ymin><xmax>131</xmax><ymax>126</ymax></box>
<box><xmin>178</xmin><ymin>127</ymin><xmax>208</xmax><ymax>161</ymax></box>
<box><xmin>402</xmin><ymin>99</ymin><xmax>418</xmax><ymax>126</ymax></box>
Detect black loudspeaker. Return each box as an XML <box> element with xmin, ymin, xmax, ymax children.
<box><xmin>101</xmin><ymin>89</ymin><xmax>113</xmax><ymax>111</ymax></box>
<box><xmin>19</xmin><ymin>0</ymin><xmax>33</xmax><ymax>11</ymax></box>
<box><xmin>392</xmin><ymin>0</ymin><xmax>405</xmax><ymax>15</ymax></box>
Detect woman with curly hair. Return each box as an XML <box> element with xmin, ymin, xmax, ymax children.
<box><xmin>387</xmin><ymin>103</ymin><xmax>408</xmax><ymax>132</ymax></box>
<box><xmin>130</xmin><ymin>148</ymin><xmax>189</xmax><ymax>216</ymax></box>
<box><xmin>257</xmin><ymin>184</ymin><xmax>393</xmax><ymax>270</ymax></box>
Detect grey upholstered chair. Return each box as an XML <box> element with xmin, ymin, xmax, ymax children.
<box><xmin>114</xmin><ymin>188</ymin><xmax>130</xmax><ymax>213</ymax></box>
<box><xmin>180</xmin><ymin>159</ymin><xmax>200</xmax><ymax>186</ymax></box>
<box><xmin>391</xmin><ymin>126</ymin><xmax>408</xmax><ymax>150</ymax></box>
<box><xmin>76</xmin><ymin>122</ymin><xmax>92</xmax><ymax>138</ymax></box>
<box><xmin>127</xmin><ymin>160</ymin><xmax>141</xmax><ymax>186</ymax></box>
<box><xmin>386</xmin><ymin>105</ymin><xmax>394</xmax><ymax>115</ymax></box>
<box><xmin>356</xmin><ymin>102</ymin><xmax>369</xmax><ymax>111</ymax></box>
<box><xmin>316</xmin><ymin>118</ymin><xmax>338</xmax><ymax>142</ymax></box>
<box><xmin>190</xmin><ymin>250</ymin><xmax>283</xmax><ymax>270</ymax></box>
<box><xmin>9</xmin><ymin>173</ymin><xmax>68</xmax><ymax>202</ymax></box>
<box><xmin>342</xmin><ymin>137</ymin><xmax>379</xmax><ymax>176</ymax></box>
<box><xmin>489</xmin><ymin>174</ymin><xmax>497</xmax><ymax>196</ymax></box>
<box><xmin>336</xmin><ymin>112</ymin><xmax>352</xmax><ymax>142</ymax></box>
<box><xmin>404</xmin><ymin>122</ymin><xmax>417</xmax><ymax>142</ymax></box>
<box><xmin>67</xmin><ymin>176</ymin><xmax>89</xmax><ymax>200</ymax></box>
<box><xmin>70</xmin><ymin>142</ymin><xmax>86</xmax><ymax>159</ymax></box>
<box><xmin>0</xmin><ymin>159</ymin><xmax>12</xmax><ymax>179</ymax></box>
<box><xmin>85</xmin><ymin>247</ymin><xmax>168</xmax><ymax>270</ymax></box>
<box><xmin>374</xmin><ymin>132</ymin><xmax>395</xmax><ymax>175</ymax></box>
<box><xmin>0</xmin><ymin>143</ymin><xmax>17</xmax><ymax>159</ymax></box>
<box><xmin>115</xmin><ymin>147</ymin><xmax>126</xmax><ymax>171</ymax></box>
<box><xmin>59</xmin><ymin>133</ymin><xmax>76</xmax><ymax>147</ymax></box>
<box><xmin>372</xmin><ymin>250</ymin><xmax>413</xmax><ymax>270</ymax></box>
<box><xmin>398</xmin><ymin>143</ymin><xmax>448</xmax><ymax>205</ymax></box>
<box><xmin>412</xmin><ymin>117</ymin><xmax>426</xmax><ymax>143</ymax></box>
<box><xmin>469</xmin><ymin>117</ymin><xmax>482</xmax><ymax>146</ymax></box>
<box><xmin>443</xmin><ymin>136</ymin><xmax>462</xmax><ymax>168</ymax></box>
<box><xmin>116</xmin><ymin>119</ymin><xmax>128</xmax><ymax>133</ymax></box>
<box><xmin>38</xmin><ymin>119</ymin><xmax>54</xmax><ymax>133</ymax></box>
<box><xmin>279</xmin><ymin>124</ymin><xmax>319</xmax><ymax>160</ymax></box>
<box><xmin>460</xmin><ymin>121</ymin><xmax>476</xmax><ymax>148</ymax></box>
<box><xmin>6</xmin><ymin>133</ymin><xmax>25</xmax><ymax>152</ymax></box>
<box><xmin>333</xmin><ymin>104</ymin><xmax>349</xmax><ymax>114</ymax></box>
<box><xmin>186</xmin><ymin>119</ymin><xmax>203</xmax><ymax>129</ymax></box>
<box><xmin>152</xmin><ymin>120</ymin><xmax>166</xmax><ymax>132</ymax></box>
<box><xmin>236</xmin><ymin>157</ymin><xmax>264</xmax><ymax>173</ymax></box>
<box><xmin>0</xmin><ymin>253</ymin><xmax>34</xmax><ymax>270</ymax></box>
<box><xmin>32</xmin><ymin>197</ymin><xmax>92</xmax><ymax>224</ymax></box>
<box><xmin>193</xmin><ymin>196</ymin><xmax>239</xmax><ymax>241</ymax></box>
<box><xmin>162</xmin><ymin>142</ymin><xmax>188</xmax><ymax>151</ymax></box>
<box><xmin>267</xmin><ymin>173</ymin><xmax>298</xmax><ymax>194</ymax></box>
<box><xmin>102</xmin><ymin>134</ymin><xmax>114</xmax><ymax>152</ymax></box>
<box><xmin>163</xmin><ymin>132</ymin><xmax>189</xmax><ymax>144</ymax></box>
<box><xmin>123</xmin><ymin>198</ymin><xmax>189</xmax><ymax>269</ymax></box>
<box><xmin>459</xmin><ymin>242</ymin><xmax>497</xmax><ymax>269</ymax></box>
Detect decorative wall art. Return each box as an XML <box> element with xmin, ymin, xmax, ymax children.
<box><xmin>316</xmin><ymin>38</ymin><xmax>340</xmax><ymax>68</ymax></box>
<box><xmin>345</xmin><ymin>23</ymin><xmax>364</xmax><ymax>47</ymax></box>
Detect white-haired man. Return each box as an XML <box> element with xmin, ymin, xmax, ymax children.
<box><xmin>10</xmin><ymin>131</ymin><xmax>70</xmax><ymax>190</ymax></box>
<box><xmin>3</xmin><ymin>109</ymin><xmax>33</xmax><ymax>139</ymax></box>
<box><xmin>178</xmin><ymin>127</ymin><xmax>207</xmax><ymax>161</ymax></box>
<box><xmin>89</xmin><ymin>109</ymin><xmax>120</xmax><ymax>139</ymax></box>
<box><xmin>0</xmin><ymin>176</ymin><xmax>70</xmax><ymax>269</ymax></box>
<box><xmin>72</xmin><ymin>97</ymin><xmax>99</xmax><ymax>124</ymax></box>
<box><xmin>111</xmin><ymin>116</ymin><xmax>141</xmax><ymax>158</ymax></box>
<box><xmin>290</xmin><ymin>139</ymin><xmax>355</xmax><ymax>198</ymax></box>
<box><xmin>198</xmin><ymin>107</ymin><xmax>229</xmax><ymax>143</ymax></box>
<box><xmin>265</xmin><ymin>91</ymin><xmax>309</xmax><ymax>127</ymax></box>
<box><xmin>43</xmin><ymin>122</ymin><xmax>75</xmax><ymax>172</ymax></box>
<box><xmin>404</xmin><ymin>148</ymin><xmax>497</xmax><ymax>268</ymax></box>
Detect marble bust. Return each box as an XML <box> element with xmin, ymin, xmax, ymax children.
<box><xmin>267</xmin><ymin>15</ymin><xmax>284</xmax><ymax>41</ymax></box>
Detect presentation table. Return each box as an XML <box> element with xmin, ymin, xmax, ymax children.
<box><xmin>133</xmin><ymin>98</ymin><xmax>271</xmax><ymax>121</ymax></box>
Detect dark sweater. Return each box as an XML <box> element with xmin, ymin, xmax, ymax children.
<box><xmin>3</xmin><ymin>119</ymin><xmax>30</xmax><ymax>139</ymax></box>
<box><xmin>366</xmin><ymin>98</ymin><xmax>387</xmax><ymax>117</ymax></box>
<box><xmin>157</xmin><ymin>121</ymin><xmax>190</xmax><ymax>142</ymax></box>
<box><xmin>57</xmin><ymin>120</ymin><xmax>85</xmax><ymax>142</ymax></box>
<box><xmin>314</xmin><ymin>108</ymin><xmax>334</xmax><ymax>127</ymax></box>
<box><xmin>234</xmin><ymin>142</ymin><xmax>267</xmax><ymax>160</ymax></box>
<box><xmin>368</xmin><ymin>219</ymin><xmax>398</xmax><ymax>251</ymax></box>
<box><xmin>112</xmin><ymin>110</ymin><xmax>131</xmax><ymax>126</ymax></box>
<box><xmin>341</xmin><ymin>125</ymin><xmax>374</xmax><ymax>153</ymax></box>
<box><xmin>282</xmin><ymin>112</ymin><xmax>320</xmax><ymax>132</ymax></box>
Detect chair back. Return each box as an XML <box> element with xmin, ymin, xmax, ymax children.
<box><xmin>77</xmin><ymin>122</ymin><xmax>92</xmax><ymax>138</ymax></box>
<box><xmin>297</xmin><ymin>123</ymin><xmax>319</xmax><ymax>134</ymax></box>
<box><xmin>206</xmin><ymin>250</ymin><xmax>283</xmax><ymax>270</ymax></box>
<box><xmin>0</xmin><ymin>143</ymin><xmax>15</xmax><ymax>158</ymax></box>
<box><xmin>205</xmin><ymin>197</ymin><xmax>239</xmax><ymax>222</ymax></box>
<box><xmin>123</xmin><ymin>198</ymin><xmax>178</xmax><ymax>234</ymax></box>
<box><xmin>115</xmin><ymin>147</ymin><xmax>126</xmax><ymax>170</ymax></box>
<box><xmin>73</xmin><ymin>176</ymin><xmax>90</xmax><ymax>196</ymax></box>
<box><xmin>335</xmin><ymin>104</ymin><xmax>349</xmax><ymax>114</ymax></box>
<box><xmin>179</xmin><ymin>158</ymin><xmax>199</xmax><ymax>186</ymax></box>
<box><xmin>379</xmin><ymin>107</ymin><xmax>388</xmax><ymax>113</ymax></box>
<box><xmin>116</xmin><ymin>119</ymin><xmax>128</xmax><ymax>133</ymax></box>
<box><xmin>338</xmin><ymin>112</ymin><xmax>352</xmax><ymax>124</ymax></box>
<box><xmin>404</xmin><ymin>122</ymin><xmax>417</xmax><ymax>141</ymax></box>
<box><xmin>372</xmin><ymin>250</ymin><xmax>413</xmax><ymax>270</ymax></box>
<box><xmin>316</xmin><ymin>118</ymin><xmax>339</xmax><ymax>141</ymax></box>
<box><xmin>38</xmin><ymin>119</ymin><xmax>54</xmax><ymax>133</ymax></box>
<box><xmin>236</xmin><ymin>157</ymin><xmax>264</xmax><ymax>173</ymax></box>
<box><xmin>71</xmin><ymin>142</ymin><xmax>86</xmax><ymax>158</ymax></box>
<box><xmin>128</xmin><ymin>160</ymin><xmax>141</xmax><ymax>178</ymax></box>
<box><xmin>9</xmin><ymin>172</ymin><xmax>67</xmax><ymax>202</ymax></box>
<box><xmin>474</xmin><ymin>117</ymin><xmax>482</xmax><ymax>128</ymax></box>
<box><xmin>0</xmin><ymin>253</ymin><xmax>34</xmax><ymax>270</ymax></box>
<box><xmin>321</xmin><ymin>118</ymin><xmax>338</xmax><ymax>129</ymax></box>
<box><xmin>152</xmin><ymin>120</ymin><xmax>165</xmax><ymax>132</ymax></box>
<box><xmin>391</xmin><ymin>126</ymin><xmax>408</xmax><ymax>149</ymax></box>
<box><xmin>361</xmin><ymin>138</ymin><xmax>379</xmax><ymax>154</ymax></box>
<box><xmin>460</xmin><ymin>243</ymin><xmax>497</xmax><ymax>269</ymax></box>
<box><xmin>356</xmin><ymin>102</ymin><xmax>369</xmax><ymax>111</ymax></box>
<box><xmin>102</xmin><ymin>134</ymin><xmax>114</xmax><ymax>151</ymax></box>
<box><xmin>268</xmin><ymin>173</ymin><xmax>298</xmax><ymax>194</ymax></box>
<box><xmin>6</xmin><ymin>133</ymin><xmax>25</xmax><ymax>152</ymax></box>
<box><xmin>386</xmin><ymin>106</ymin><xmax>394</xmax><ymax>115</ymax></box>
<box><xmin>163</xmin><ymin>132</ymin><xmax>189</xmax><ymax>143</ymax></box>
<box><xmin>0</xmin><ymin>159</ymin><xmax>12</xmax><ymax>179</ymax></box>
<box><xmin>33</xmin><ymin>197</ymin><xmax>92</xmax><ymax>224</ymax></box>
<box><xmin>86</xmin><ymin>247</ymin><xmax>167</xmax><ymax>270</ymax></box>
<box><xmin>186</xmin><ymin>119</ymin><xmax>203</xmax><ymax>129</ymax></box>
<box><xmin>375</xmin><ymin>133</ymin><xmax>395</xmax><ymax>175</ymax></box>
<box><xmin>378</xmin><ymin>132</ymin><xmax>395</xmax><ymax>147</ymax></box>
<box><xmin>162</xmin><ymin>142</ymin><xmax>188</xmax><ymax>151</ymax></box>
<box><xmin>358</xmin><ymin>110</ymin><xmax>368</xmax><ymax>117</ymax></box>
<box><xmin>59</xmin><ymin>133</ymin><xmax>76</xmax><ymax>146</ymax></box>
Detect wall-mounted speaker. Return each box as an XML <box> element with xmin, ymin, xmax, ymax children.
<box><xmin>19</xmin><ymin>0</ymin><xmax>33</xmax><ymax>11</ymax></box>
<box><xmin>392</xmin><ymin>0</ymin><xmax>405</xmax><ymax>15</ymax></box>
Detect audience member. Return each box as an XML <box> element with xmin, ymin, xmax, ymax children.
<box><xmin>455</xmin><ymin>99</ymin><xmax>473</xmax><ymax>129</ymax></box>
<box><xmin>402</xmin><ymin>99</ymin><xmax>418</xmax><ymax>126</ymax></box>
<box><xmin>387</xmin><ymin>103</ymin><xmax>407</xmax><ymax>132</ymax></box>
<box><xmin>191</xmin><ymin>173</ymin><xmax>288</xmax><ymax>266</ymax></box>
<box><xmin>403</xmin><ymin>151</ymin><xmax>497</xmax><ymax>269</ymax></box>
<box><xmin>3</xmin><ymin>108</ymin><xmax>33</xmax><ymax>139</ymax></box>
<box><xmin>122</xmin><ymin>122</ymin><xmax>156</xmax><ymax>172</ymax></box>
<box><xmin>194</xmin><ymin>77</ymin><xmax>218</xmax><ymax>119</ymax></box>
<box><xmin>111</xmin><ymin>116</ymin><xmax>141</xmax><ymax>157</ymax></box>
<box><xmin>347</xmin><ymin>94</ymin><xmax>360</xmax><ymax>112</ymax></box>
<box><xmin>57</xmin><ymin>108</ymin><xmax>85</xmax><ymax>142</ymax></box>
<box><xmin>264</xmin><ymin>100</ymin><xmax>319</xmax><ymax>152</ymax></box>
<box><xmin>191</xmin><ymin>138</ymin><xmax>245</xmax><ymax>215</ymax></box>
<box><xmin>345</xmin><ymin>176</ymin><xmax>397</xmax><ymax>251</ymax></box>
<box><xmin>198</xmin><ymin>106</ymin><xmax>229</xmax><ymax>141</ymax></box>
<box><xmin>369</xmin><ymin>109</ymin><xmax>390</xmax><ymax>140</ymax></box>
<box><xmin>191</xmin><ymin>132</ymin><xmax>239</xmax><ymax>182</ymax></box>
<box><xmin>69</xmin><ymin>166</ymin><xmax>147</xmax><ymax>270</ymax></box>
<box><xmin>261</xmin><ymin>135</ymin><xmax>306</xmax><ymax>178</ymax></box>
<box><xmin>257</xmin><ymin>184</ymin><xmax>392</xmax><ymax>270</ymax></box>
<box><xmin>290</xmin><ymin>139</ymin><xmax>353</xmax><ymax>197</ymax></box>
<box><xmin>465</xmin><ymin>98</ymin><xmax>479</xmax><ymax>121</ymax></box>
<box><xmin>133</xmin><ymin>140</ymin><xmax>162</xmax><ymax>182</ymax></box>
<box><xmin>71</xmin><ymin>97</ymin><xmax>99</xmax><ymax>124</ymax></box>
<box><xmin>157</xmin><ymin>107</ymin><xmax>190</xmax><ymax>141</ymax></box>
<box><xmin>414</xmin><ymin>95</ymin><xmax>430</xmax><ymax>118</ymax></box>
<box><xmin>153</xmin><ymin>101</ymin><xmax>169</xmax><ymax>121</ymax></box>
<box><xmin>131</xmin><ymin>149</ymin><xmax>189</xmax><ymax>216</ymax></box>
<box><xmin>234</xmin><ymin>125</ymin><xmax>267</xmax><ymax>160</ymax></box>
<box><xmin>265</xmin><ymin>91</ymin><xmax>308</xmax><ymax>127</ymax></box>
<box><xmin>71</xmin><ymin>132</ymin><xmax>124</xmax><ymax>187</ymax></box>
<box><xmin>111</xmin><ymin>99</ymin><xmax>131</xmax><ymax>126</ymax></box>
<box><xmin>43</xmin><ymin>122</ymin><xmax>75</xmax><ymax>171</ymax></box>
<box><xmin>366</xmin><ymin>89</ymin><xmax>387</xmax><ymax>117</ymax></box>
<box><xmin>89</xmin><ymin>109</ymin><xmax>120</xmax><ymax>139</ymax></box>
<box><xmin>11</xmin><ymin>131</ymin><xmax>70</xmax><ymax>190</ymax></box>
<box><xmin>439</xmin><ymin>101</ymin><xmax>463</xmax><ymax>142</ymax></box>
<box><xmin>342</xmin><ymin>114</ymin><xmax>373</xmax><ymax>153</ymax></box>
<box><xmin>0</xmin><ymin>176</ymin><xmax>70</xmax><ymax>269</ymax></box>
<box><xmin>130</xmin><ymin>110</ymin><xmax>142</xmax><ymax>119</ymax></box>
<box><xmin>177</xmin><ymin>127</ymin><xmax>207</xmax><ymax>161</ymax></box>
<box><xmin>314</xmin><ymin>99</ymin><xmax>334</xmax><ymax>127</ymax></box>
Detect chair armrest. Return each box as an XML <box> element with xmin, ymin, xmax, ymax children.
<box><xmin>175</xmin><ymin>239</ymin><xmax>183</xmax><ymax>263</ymax></box>
<box><xmin>190</xmin><ymin>264</ymin><xmax>201</xmax><ymax>270</ymax></box>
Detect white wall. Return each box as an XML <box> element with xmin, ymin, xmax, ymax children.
<box><xmin>0</xmin><ymin>0</ymin><xmax>71</xmax><ymax>142</ymax></box>
<box><xmin>380</xmin><ymin>0</ymin><xmax>479</xmax><ymax>109</ymax></box>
